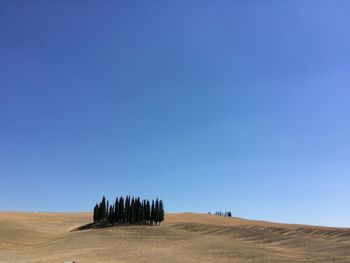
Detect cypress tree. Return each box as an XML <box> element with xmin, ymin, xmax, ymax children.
<box><xmin>136</xmin><ymin>197</ymin><xmax>141</xmax><ymax>224</ymax></box>
<box><xmin>146</xmin><ymin>200</ymin><xmax>151</xmax><ymax>224</ymax></box>
<box><xmin>133</xmin><ymin>197</ymin><xmax>135</xmax><ymax>224</ymax></box>
<box><xmin>125</xmin><ymin>196</ymin><xmax>129</xmax><ymax>224</ymax></box>
<box><xmin>154</xmin><ymin>198</ymin><xmax>159</xmax><ymax>225</ymax></box>
<box><xmin>159</xmin><ymin>200</ymin><xmax>164</xmax><ymax>225</ymax></box>
<box><xmin>139</xmin><ymin>198</ymin><xmax>142</xmax><ymax>224</ymax></box>
<box><xmin>93</xmin><ymin>204</ymin><xmax>98</xmax><ymax>223</ymax></box>
<box><xmin>118</xmin><ymin>196</ymin><xmax>123</xmax><ymax>224</ymax></box>
<box><xmin>109</xmin><ymin>205</ymin><xmax>114</xmax><ymax>224</ymax></box>
<box><xmin>141</xmin><ymin>200</ymin><xmax>145</xmax><ymax>224</ymax></box>
<box><xmin>106</xmin><ymin>200</ymin><xmax>109</xmax><ymax>223</ymax></box>
<box><xmin>131</xmin><ymin>197</ymin><xmax>135</xmax><ymax>224</ymax></box>
<box><xmin>126</xmin><ymin>196</ymin><xmax>131</xmax><ymax>224</ymax></box>
<box><xmin>128</xmin><ymin>196</ymin><xmax>132</xmax><ymax>224</ymax></box>
<box><xmin>100</xmin><ymin>196</ymin><xmax>107</xmax><ymax>221</ymax></box>
<box><xmin>135</xmin><ymin>197</ymin><xmax>139</xmax><ymax>224</ymax></box>
<box><xmin>114</xmin><ymin>197</ymin><xmax>119</xmax><ymax>224</ymax></box>
<box><xmin>151</xmin><ymin>200</ymin><xmax>155</xmax><ymax>225</ymax></box>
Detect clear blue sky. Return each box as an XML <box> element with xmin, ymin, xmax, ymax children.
<box><xmin>1</xmin><ymin>1</ymin><xmax>349</xmax><ymax>227</ymax></box>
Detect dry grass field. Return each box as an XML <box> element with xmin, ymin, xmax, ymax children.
<box><xmin>0</xmin><ymin>212</ymin><xmax>350</xmax><ymax>263</ymax></box>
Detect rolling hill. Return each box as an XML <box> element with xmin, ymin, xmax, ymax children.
<box><xmin>0</xmin><ymin>212</ymin><xmax>349</xmax><ymax>262</ymax></box>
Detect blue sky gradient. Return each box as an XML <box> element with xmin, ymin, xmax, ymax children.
<box><xmin>1</xmin><ymin>1</ymin><xmax>349</xmax><ymax>227</ymax></box>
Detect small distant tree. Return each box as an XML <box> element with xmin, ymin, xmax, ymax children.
<box><xmin>212</xmin><ymin>211</ymin><xmax>232</xmax><ymax>217</ymax></box>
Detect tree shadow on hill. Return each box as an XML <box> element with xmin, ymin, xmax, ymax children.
<box><xmin>71</xmin><ymin>223</ymin><xmax>101</xmax><ymax>232</ymax></box>
<box><xmin>71</xmin><ymin>222</ymin><xmax>129</xmax><ymax>232</ymax></box>
<box><xmin>71</xmin><ymin>222</ymin><xmax>159</xmax><ymax>232</ymax></box>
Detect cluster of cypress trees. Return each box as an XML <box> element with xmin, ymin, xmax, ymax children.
<box><xmin>93</xmin><ymin>196</ymin><xmax>164</xmax><ymax>226</ymax></box>
<box><xmin>209</xmin><ymin>211</ymin><xmax>232</xmax><ymax>217</ymax></box>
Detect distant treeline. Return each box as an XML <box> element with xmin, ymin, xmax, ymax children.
<box><xmin>209</xmin><ymin>211</ymin><xmax>232</xmax><ymax>217</ymax></box>
<box><xmin>93</xmin><ymin>196</ymin><xmax>164</xmax><ymax>226</ymax></box>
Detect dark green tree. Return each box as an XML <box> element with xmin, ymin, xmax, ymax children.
<box><xmin>99</xmin><ymin>196</ymin><xmax>107</xmax><ymax>221</ymax></box>
<box><xmin>119</xmin><ymin>196</ymin><xmax>124</xmax><ymax>224</ymax></box>
<box><xmin>114</xmin><ymin>197</ymin><xmax>119</xmax><ymax>223</ymax></box>
<box><xmin>154</xmin><ymin>198</ymin><xmax>159</xmax><ymax>225</ymax></box>
<box><xmin>136</xmin><ymin>197</ymin><xmax>141</xmax><ymax>224</ymax></box>
<box><xmin>159</xmin><ymin>200</ymin><xmax>164</xmax><ymax>225</ymax></box>
<box><xmin>146</xmin><ymin>200</ymin><xmax>151</xmax><ymax>223</ymax></box>
<box><xmin>131</xmin><ymin>197</ymin><xmax>135</xmax><ymax>224</ymax></box>
<box><xmin>151</xmin><ymin>200</ymin><xmax>155</xmax><ymax>225</ymax></box>
<box><xmin>109</xmin><ymin>205</ymin><xmax>114</xmax><ymax>224</ymax></box>
<box><xmin>93</xmin><ymin>204</ymin><xmax>98</xmax><ymax>223</ymax></box>
<box><xmin>141</xmin><ymin>200</ymin><xmax>145</xmax><ymax>224</ymax></box>
<box><xmin>125</xmin><ymin>196</ymin><xmax>130</xmax><ymax>224</ymax></box>
<box><xmin>106</xmin><ymin>200</ymin><xmax>109</xmax><ymax>223</ymax></box>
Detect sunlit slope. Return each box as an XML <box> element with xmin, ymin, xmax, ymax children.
<box><xmin>0</xmin><ymin>212</ymin><xmax>349</xmax><ymax>263</ymax></box>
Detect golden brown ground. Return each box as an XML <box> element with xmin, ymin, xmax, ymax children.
<box><xmin>0</xmin><ymin>212</ymin><xmax>349</xmax><ymax>262</ymax></box>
